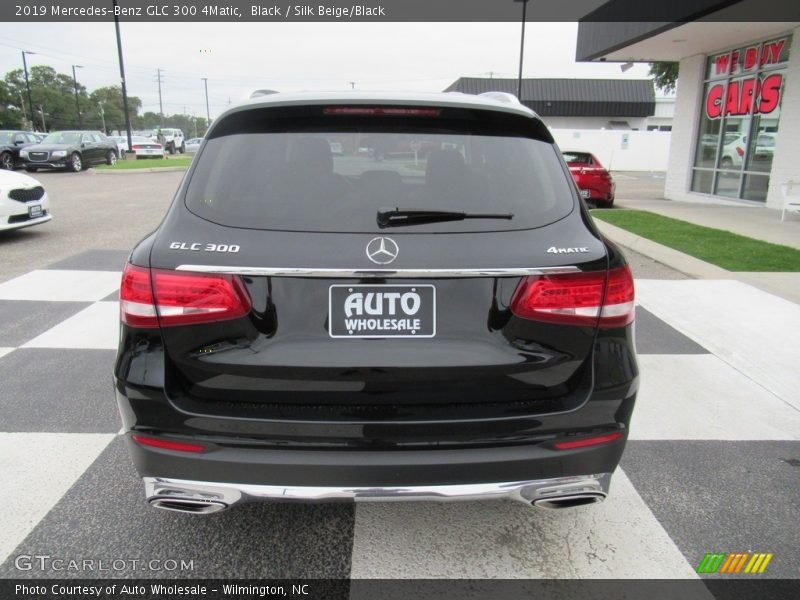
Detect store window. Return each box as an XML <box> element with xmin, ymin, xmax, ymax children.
<box><xmin>691</xmin><ymin>35</ymin><xmax>791</xmax><ymax>201</ymax></box>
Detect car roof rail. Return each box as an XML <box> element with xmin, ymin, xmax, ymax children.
<box><xmin>478</xmin><ymin>91</ymin><xmax>522</xmax><ymax>105</ymax></box>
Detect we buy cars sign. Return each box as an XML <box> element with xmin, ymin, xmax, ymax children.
<box><xmin>705</xmin><ymin>39</ymin><xmax>786</xmax><ymax>119</ymax></box>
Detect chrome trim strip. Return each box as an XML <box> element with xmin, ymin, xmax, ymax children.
<box><xmin>144</xmin><ymin>473</ymin><xmax>610</xmax><ymax>510</ymax></box>
<box><xmin>174</xmin><ymin>265</ymin><xmax>581</xmax><ymax>278</ymax></box>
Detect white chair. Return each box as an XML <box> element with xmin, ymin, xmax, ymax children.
<box><xmin>780</xmin><ymin>180</ymin><xmax>800</xmax><ymax>222</ymax></box>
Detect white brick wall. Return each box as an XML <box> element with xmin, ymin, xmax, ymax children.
<box><xmin>766</xmin><ymin>25</ymin><xmax>800</xmax><ymax>209</ymax></box>
<box><xmin>664</xmin><ymin>54</ymin><xmax>705</xmax><ymax>202</ymax></box>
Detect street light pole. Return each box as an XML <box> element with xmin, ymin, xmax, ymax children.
<box><xmin>72</xmin><ymin>64</ymin><xmax>83</xmax><ymax>129</ymax></box>
<box><xmin>38</xmin><ymin>106</ymin><xmax>46</xmax><ymax>132</ymax></box>
<box><xmin>514</xmin><ymin>0</ymin><xmax>530</xmax><ymax>100</ymax></box>
<box><xmin>21</xmin><ymin>51</ymin><xmax>35</xmax><ymax>131</ymax></box>
<box><xmin>202</xmin><ymin>78</ymin><xmax>210</xmax><ymax>127</ymax></box>
<box><xmin>113</xmin><ymin>0</ymin><xmax>133</xmax><ymax>150</ymax></box>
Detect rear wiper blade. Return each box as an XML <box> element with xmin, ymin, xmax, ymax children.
<box><xmin>377</xmin><ymin>207</ymin><xmax>514</xmax><ymax>228</ymax></box>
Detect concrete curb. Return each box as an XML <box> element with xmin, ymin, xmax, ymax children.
<box><xmin>88</xmin><ymin>166</ymin><xmax>188</xmax><ymax>175</ymax></box>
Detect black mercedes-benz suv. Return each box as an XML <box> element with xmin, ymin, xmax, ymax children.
<box><xmin>114</xmin><ymin>91</ymin><xmax>638</xmax><ymax>514</ymax></box>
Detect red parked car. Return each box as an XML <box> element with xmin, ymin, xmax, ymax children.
<box><xmin>562</xmin><ymin>151</ymin><xmax>615</xmax><ymax>208</ymax></box>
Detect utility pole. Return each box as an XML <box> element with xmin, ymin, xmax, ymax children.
<box><xmin>201</xmin><ymin>78</ymin><xmax>210</xmax><ymax>126</ymax></box>
<box><xmin>38</xmin><ymin>106</ymin><xmax>46</xmax><ymax>132</ymax></box>
<box><xmin>98</xmin><ymin>102</ymin><xmax>106</xmax><ymax>134</ymax></box>
<box><xmin>514</xmin><ymin>0</ymin><xmax>530</xmax><ymax>100</ymax></box>
<box><xmin>21</xmin><ymin>51</ymin><xmax>35</xmax><ymax>131</ymax></box>
<box><xmin>71</xmin><ymin>65</ymin><xmax>83</xmax><ymax>129</ymax></box>
<box><xmin>18</xmin><ymin>91</ymin><xmax>28</xmax><ymax>129</ymax></box>
<box><xmin>113</xmin><ymin>0</ymin><xmax>133</xmax><ymax>150</ymax></box>
<box><xmin>156</xmin><ymin>68</ymin><xmax>164</xmax><ymax>122</ymax></box>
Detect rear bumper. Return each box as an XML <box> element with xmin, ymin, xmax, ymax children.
<box><xmin>125</xmin><ymin>428</ymin><xmax>626</xmax><ymax>490</ymax></box>
<box><xmin>144</xmin><ymin>472</ymin><xmax>612</xmax><ymax>513</ymax></box>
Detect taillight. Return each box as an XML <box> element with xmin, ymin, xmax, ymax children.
<box><xmin>736</xmin><ymin>146</ymin><xmax>744</xmax><ymax>157</ymax></box>
<box><xmin>131</xmin><ymin>144</ymin><xmax>141</xmax><ymax>149</ymax></box>
<box><xmin>120</xmin><ymin>263</ymin><xmax>251</xmax><ymax>328</ymax></box>
<box><xmin>510</xmin><ymin>266</ymin><xmax>634</xmax><ymax>328</ymax></box>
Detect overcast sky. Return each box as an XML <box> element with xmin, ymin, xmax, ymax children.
<box><xmin>0</xmin><ymin>22</ymin><xmax>652</xmax><ymax>119</ymax></box>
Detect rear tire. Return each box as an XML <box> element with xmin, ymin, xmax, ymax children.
<box><xmin>0</xmin><ymin>152</ymin><xmax>13</xmax><ymax>170</ymax></box>
<box><xmin>67</xmin><ymin>152</ymin><xmax>82</xmax><ymax>172</ymax></box>
<box><xmin>178</xmin><ymin>143</ymin><xmax>185</xmax><ymax>154</ymax></box>
<box><xmin>106</xmin><ymin>150</ymin><xmax>117</xmax><ymax>166</ymax></box>
<box><xmin>721</xmin><ymin>157</ymin><xmax>733</xmax><ymax>169</ymax></box>
<box><xmin>168</xmin><ymin>143</ymin><xmax>176</xmax><ymax>155</ymax></box>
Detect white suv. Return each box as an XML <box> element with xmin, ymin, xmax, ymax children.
<box><xmin>156</xmin><ymin>128</ymin><xmax>185</xmax><ymax>154</ymax></box>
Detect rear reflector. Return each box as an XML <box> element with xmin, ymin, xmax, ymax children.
<box><xmin>132</xmin><ymin>434</ymin><xmax>205</xmax><ymax>453</ymax></box>
<box><xmin>510</xmin><ymin>266</ymin><xmax>634</xmax><ymax>328</ymax></box>
<box><xmin>323</xmin><ymin>107</ymin><xmax>441</xmax><ymax>117</ymax></box>
<box><xmin>120</xmin><ymin>263</ymin><xmax>251</xmax><ymax>328</ymax></box>
<box><xmin>553</xmin><ymin>431</ymin><xmax>623</xmax><ymax>450</ymax></box>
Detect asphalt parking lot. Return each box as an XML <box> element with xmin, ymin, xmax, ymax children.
<box><xmin>1</xmin><ymin>170</ymin><xmax>798</xmax><ymax>582</ymax></box>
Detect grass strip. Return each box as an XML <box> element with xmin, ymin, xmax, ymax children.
<box><xmin>96</xmin><ymin>156</ymin><xmax>192</xmax><ymax>170</ymax></box>
<box><xmin>593</xmin><ymin>209</ymin><xmax>800</xmax><ymax>272</ymax></box>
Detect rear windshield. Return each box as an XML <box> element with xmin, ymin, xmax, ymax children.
<box><xmin>562</xmin><ymin>152</ymin><xmax>594</xmax><ymax>164</ymax></box>
<box><xmin>184</xmin><ymin>106</ymin><xmax>575</xmax><ymax>232</ymax></box>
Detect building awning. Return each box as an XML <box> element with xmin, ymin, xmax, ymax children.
<box><xmin>444</xmin><ymin>77</ymin><xmax>655</xmax><ymax>118</ymax></box>
<box><xmin>576</xmin><ymin>1</ymin><xmax>800</xmax><ymax>62</ymax></box>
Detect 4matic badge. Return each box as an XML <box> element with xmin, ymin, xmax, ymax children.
<box><xmin>547</xmin><ymin>246</ymin><xmax>589</xmax><ymax>254</ymax></box>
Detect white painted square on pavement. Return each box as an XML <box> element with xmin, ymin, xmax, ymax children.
<box><xmin>630</xmin><ymin>354</ymin><xmax>800</xmax><ymax>440</ymax></box>
<box><xmin>0</xmin><ymin>270</ymin><xmax>121</xmax><ymax>302</ymax></box>
<box><xmin>350</xmin><ymin>468</ymin><xmax>702</xmax><ymax>580</ymax></box>
<box><xmin>0</xmin><ymin>432</ymin><xmax>115</xmax><ymax>564</ymax></box>
<box><xmin>636</xmin><ymin>279</ymin><xmax>800</xmax><ymax>411</ymax></box>
<box><xmin>22</xmin><ymin>302</ymin><xmax>120</xmax><ymax>350</ymax></box>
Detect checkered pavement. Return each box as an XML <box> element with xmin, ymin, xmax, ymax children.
<box><xmin>0</xmin><ymin>249</ymin><xmax>798</xmax><ymax>579</ymax></box>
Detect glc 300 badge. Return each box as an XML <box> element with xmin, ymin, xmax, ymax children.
<box><xmin>547</xmin><ymin>246</ymin><xmax>589</xmax><ymax>254</ymax></box>
<box><xmin>366</xmin><ymin>237</ymin><xmax>399</xmax><ymax>265</ymax></box>
<box><xmin>169</xmin><ymin>242</ymin><xmax>240</xmax><ymax>253</ymax></box>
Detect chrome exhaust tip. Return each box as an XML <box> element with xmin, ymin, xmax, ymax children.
<box><xmin>532</xmin><ymin>492</ymin><xmax>606</xmax><ymax>510</ymax></box>
<box><xmin>148</xmin><ymin>498</ymin><xmax>228</xmax><ymax>514</ymax></box>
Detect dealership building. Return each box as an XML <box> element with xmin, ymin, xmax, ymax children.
<box><xmin>577</xmin><ymin>6</ymin><xmax>800</xmax><ymax>208</ymax></box>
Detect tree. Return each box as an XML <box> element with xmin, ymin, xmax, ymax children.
<box><xmin>89</xmin><ymin>86</ymin><xmax>142</xmax><ymax>134</ymax></box>
<box><xmin>4</xmin><ymin>65</ymin><xmax>91</xmax><ymax>131</ymax></box>
<box><xmin>0</xmin><ymin>79</ymin><xmax>26</xmax><ymax>129</ymax></box>
<box><xmin>649</xmin><ymin>62</ymin><xmax>679</xmax><ymax>94</ymax></box>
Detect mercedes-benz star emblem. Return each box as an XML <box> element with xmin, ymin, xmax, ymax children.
<box><xmin>366</xmin><ymin>236</ymin><xmax>399</xmax><ymax>265</ymax></box>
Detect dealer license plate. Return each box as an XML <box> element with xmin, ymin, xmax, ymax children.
<box><xmin>329</xmin><ymin>285</ymin><xmax>436</xmax><ymax>338</ymax></box>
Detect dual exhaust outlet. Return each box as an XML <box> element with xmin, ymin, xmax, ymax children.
<box><xmin>144</xmin><ymin>475</ymin><xmax>610</xmax><ymax>514</ymax></box>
